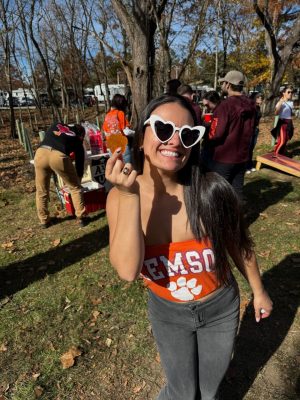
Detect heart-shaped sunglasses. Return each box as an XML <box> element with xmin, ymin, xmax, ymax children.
<box><xmin>144</xmin><ymin>115</ymin><xmax>205</xmax><ymax>148</ymax></box>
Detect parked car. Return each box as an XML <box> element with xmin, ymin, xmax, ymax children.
<box><xmin>20</xmin><ymin>97</ymin><xmax>36</xmax><ymax>107</ymax></box>
<box><xmin>12</xmin><ymin>97</ymin><xmax>20</xmax><ymax>107</ymax></box>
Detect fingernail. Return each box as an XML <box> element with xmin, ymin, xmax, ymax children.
<box><xmin>256</xmin><ymin>318</ymin><xmax>260</xmax><ymax>323</ymax></box>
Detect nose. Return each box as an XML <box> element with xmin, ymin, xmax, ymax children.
<box><xmin>166</xmin><ymin>129</ymin><xmax>181</xmax><ymax>146</ymax></box>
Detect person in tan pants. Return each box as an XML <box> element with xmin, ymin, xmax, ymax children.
<box><xmin>34</xmin><ymin>123</ymin><xmax>88</xmax><ymax>228</ymax></box>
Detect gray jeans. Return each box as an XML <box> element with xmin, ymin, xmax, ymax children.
<box><xmin>148</xmin><ymin>283</ymin><xmax>240</xmax><ymax>400</ymax></box>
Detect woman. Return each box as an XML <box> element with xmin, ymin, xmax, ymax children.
<box><xmin>105</xmin><ymin>94</ymin><xmax>272</xmax><ymax>400</ymax></box>
<box><xmin>202</xmin><ymin>90</ymin><xmax>221</xmax><ymax>112</ymax></box>
<box><xmin>200</xmin><ymin>91</ymin><xmax>221</xmax><ymax>168</ymax></box>
<box><xmin>102</xmin><ymin>93</ymin><xmax>133</xmax><ymax>163</ymax></box>
<box><xmin>273</xmin><ymin>86</ymin><xmax>294</xmax><ymax>156</ymax></box>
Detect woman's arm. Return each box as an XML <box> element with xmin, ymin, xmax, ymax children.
<box><xmin>105</xmin><ymin>149</ymin><xmax>145</xmax><ymax>281</ymax></box>
<box><xmin>229</xmin><ymin>248</ymin><xmax>273</xmax><ymax>322</ymax></box>
<box><xmin>275</xmin><ymin>99</ymin><xmax>284</xmax><ymax>115</ymax></box>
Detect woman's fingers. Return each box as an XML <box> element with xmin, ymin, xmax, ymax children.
<box><xmin>105</xmin><ymin>149</ymin><xmax>138</xmax><ymax>190</ymax></box>
<box><xmin>105</xmin><ymin>148</ymin><xmax>123</xmax><ymax>178</ymax></box>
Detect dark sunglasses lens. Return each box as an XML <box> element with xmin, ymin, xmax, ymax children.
<box><xmin>154</xmin><ymin>121</ymin><xmax>174</xmax><ymax>142</ymax></box>
<box><xmin>181</xmin><ymin>128</ymin><xmax>199</xmax><ymax>147</ymax></box>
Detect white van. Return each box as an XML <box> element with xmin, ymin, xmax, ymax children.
<box><xmin>94</xmin><ymin>84</ymin><xmax>126</xmax><ymax>102</ymax></box>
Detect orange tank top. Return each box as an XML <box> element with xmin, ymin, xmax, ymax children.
<box><xmin>141</xmin><ymin>239</ymin><xmax>220</xmax><ymax>303</ymax></box>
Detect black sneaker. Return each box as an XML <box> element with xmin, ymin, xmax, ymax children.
<box><xmin>77</xmin><ymin>217</ymin><xmax>89</xmax><ymax>227</ymax></box>
<box><xmin>41</xmin><ymin>221</ymin><xmax>51</xmax><ymax>229</ymax></box>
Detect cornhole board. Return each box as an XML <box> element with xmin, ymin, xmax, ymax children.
<box><xmin>256</xmin><ymin>153</ymin><xmax>300</xmax><ymax>178</ymax></box>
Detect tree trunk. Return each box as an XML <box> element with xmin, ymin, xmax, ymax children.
<box><xmin>111</xmin><ymin>0</ymin><xmax>157</xmax><ymax>124</ymax></box>
<box><xmin>29</xmin><ymin>1</ymin><xmax>61</xmax><ymax>121</ymax></box>
<box><xmin>253</xmin><ymin>0</ymin><xmax>300</xmax><ymax>115</ymax></box>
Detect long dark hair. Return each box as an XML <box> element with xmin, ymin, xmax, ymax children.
<box><xmin>111</xmin><ymin>94</ymin><xmax>128</xmax><ymax>112</ymax></box>
<box><xmin>133</xmin><ymin>94</ymin><xmax>253</xmax><ymax>285</ymax></box>
<box><xmin>203</xmin><ymin>90</ymin><xmax>221</xmax><ymax>105</ymax></box>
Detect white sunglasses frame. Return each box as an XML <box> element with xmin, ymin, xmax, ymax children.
<box><xmin>144</xmin><ymin>114</ymin><xmax>205</xmax><ymax>148</ymax></box>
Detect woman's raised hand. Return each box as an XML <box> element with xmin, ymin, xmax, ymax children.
<box><xmin>105</xmin><ymin>148</ymin><xmax>138</xmax><ymax>193</ymax></box>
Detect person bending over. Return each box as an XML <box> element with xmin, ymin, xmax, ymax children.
<box><xmin>34</xmin><ymin>123</ymin><xmax>88</xmax><ymax>228</ymax></box>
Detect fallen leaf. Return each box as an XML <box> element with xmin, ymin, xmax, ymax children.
<box><xmin>0</xmin><ymin>343</ymin><xmax>7</xmax><ymax>352</ymax></box>
<box><xmin>259</xmin><ymin>213</ymin><xmax>268</xmax><ymax>219</ymax></box>
<box><xmin>90</xmin><ymin>297</ymin><xmax>101</xmax><ymax>305</ymax></box>
<box><xmin>52</xmin><ymin>238</ymin><xmax>61</xmax><ymax>247</ymax></box>
<box><xmin>92</xmin><ymin>310</ymin><xmax>100</xmax><ymax>320</ymax></box>
<box><xmin>111</xmin><ymin>348</ymin><xmax>118</xmax><ymax>357</ymax></box>
<box><xmin>48</xmin><ymin>341</ymin><xmax>56</xmax><ymax>351</ymax></box>
<box><xmin>285</xmin><ymin>222</ymin><xmax>296</xmax><ymax>226</ymax></box>
<box><xmin>133</xmin><ymin>381</ymin><xmax>146</xmax><ymax>393</ymax></box>
<box><xmin>257</xmin><ymin>250</ymin><xmax>271</xmax><ymax>258</ymax></box>
<box><xmin>240</xmin><ymin>299</ymin><xmax>249</xmax><ymax>312</ymax></box>
<box><xmin>34</xmin><ymin>386</ymin><xmax>43</xmax><ymax>397</ymax></box>
<box><xmin>32</xmin><ymin>373</ymin><xmax>40</xmax><ymax>381</ymax></box>
<box><xmin>60</xmin><ymin>346</ymin><xmax>82</xmax><ymax>369</ymax></box>
<box><xmin>0</xmin><ymin>297</ymin><xmax>10</xmax><ymax>308</ymax></box>
<box><xmin>1</xmin><ymin>241</ymin><xmax>14</xmax><ymax>249</ymax></box>
<box><xmin>105</xmin><ymin>338</ymin><xmax>112</xmax><ymax>348</ymax></box>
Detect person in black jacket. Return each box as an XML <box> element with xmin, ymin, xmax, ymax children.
<box><xmin>34</xmin><ymin>123</ymin><xmax>88</xmax><ymax>228</ymax></box>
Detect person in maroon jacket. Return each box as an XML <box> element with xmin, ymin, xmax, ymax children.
<box><xmin>203</xmin><ymin>71</ymin><xmax>256</xmax><ymax>199</ymax></box>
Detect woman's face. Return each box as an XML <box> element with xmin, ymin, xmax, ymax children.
<box><xmin>283</xmin><ymin>89</ymin><xmax>293</xmax><ymax>101</ymax></box>
<box><xmin>203</xmin><ymin>99</ymin><xmax>216</xmax><ymax>111</ymax></box>
<box><xmin>142</xmin><ymin>102</ymin><xmax>194</xmax><ymax>174</ymax></box>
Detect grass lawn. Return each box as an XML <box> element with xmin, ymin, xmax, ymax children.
<box><xmin>0</xmin><ymin>116</ymin><xmax>299</xmax><ymax>400</ymax></box>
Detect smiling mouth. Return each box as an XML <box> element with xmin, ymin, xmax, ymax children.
<box><xmin>160</xmin><ymin>149</ymin><xmax>181</xmax><ymax>158</ymax></box>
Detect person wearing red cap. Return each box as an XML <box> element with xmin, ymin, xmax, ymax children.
<box><xmin>203</xmin><ymin>70</ymin><xmax>256</xmax><ymax>199</ymax></box>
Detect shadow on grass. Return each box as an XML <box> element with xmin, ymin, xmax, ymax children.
<box><xmin>49</xmin><ymin>210</ymin><xmax>105</xmax><ymax>227</ymax></box>
<box><xmin>0</xmin><ymin>224</ymin><xmax>109</xmax><ymax>299</ymax></box>
<box><xmin>287</xmin><ymin>140</ymin><xmax>300</xmax><ymax>157</ymax></box>
<box><xmin>220</xmin><ymin>253</ymin><xmax>300</xmax><ymax>399</ymax></box>
<box><xmin>243</xmin><ymin>178</ymin><xmax>293</xmax><ymax>226</ymax></box>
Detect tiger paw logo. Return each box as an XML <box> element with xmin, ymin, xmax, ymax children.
<box><xmin>53</xmin><ymin>124</ymin><xmax>76</xmax><ymax>137</ymax></box>
<box><xmin>167</xmin><ymin>277</ymin><xmax>202</xmax><ymax>301</ymax></box>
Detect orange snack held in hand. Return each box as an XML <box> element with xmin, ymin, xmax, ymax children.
<box><xmin>106</xmin><ymin>133</ymin><xmax>128</xmax><ymax>154</ymax></box>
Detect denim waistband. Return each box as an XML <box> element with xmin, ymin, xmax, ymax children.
<box><xmin>148</xmin><ymin>280</ymin><xmax>240</xmax><ymax>330</ymax></box>
<box><xmin>149</xmin><ymin>281</ymin><xmax>238</xmax><ymax>311</ymax></box>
